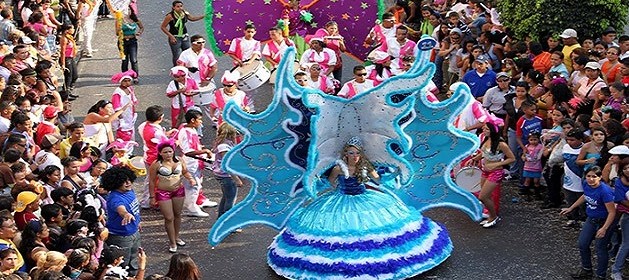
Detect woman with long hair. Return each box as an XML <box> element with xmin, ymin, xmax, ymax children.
<box><xmin>83</xmin><ymin>100</ymin><xmax>129</xmax><ymax>154</ymax></box>
<box><xmin>576</xmin><ymin>127</ymin><xmax>614</xmax><ymax>172</ymax></box>
<box><xmin>116</xmin><ymin>3</ymin><xmax>143</xmax><ymax>80</ymax></box>
<box><xmin>148</xmin><ymin>140</ymin><xmax>196</xmax><ymax>253</ymax></box>
<box><xmin>211</xmin><ymin>123</ymin><xmax>243</xmax><ymax>218</ymax></box>
<box><xmin>160</xmin><ymin>0</ymin><xmax>205</xmax><ymax>66</ymax></box>
<box><xmin>165</xmin><ymin>253</ymin><xmax>200</xmax><ymax>280</ymax></box>
<box><xmin>18</xmin><ymin>220</ymin><xmax>49</xmax><ymax>270</ymax></box>
<box><xmin>469</xmin><ymin>120</ymin><xmax>515</xmax><ymax>227</ymax></box>
<box><xmin>59</xmin><ymin>24</ymin><xmax>77</xmax><ymax>92</ymax></box>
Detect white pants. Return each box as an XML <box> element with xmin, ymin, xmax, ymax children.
<box><xmin>182</xmin><ymin>169</ymin><xmax>204</xmax><ymax>213</ymax></box>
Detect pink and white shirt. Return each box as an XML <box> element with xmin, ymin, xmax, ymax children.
<box><xmin>228</xmin><ymin>37</ymin><xmax>261</xmax><ymax>63</ymax></box>
<box><xmin>307</xmin><ymin>75</ymin><xmax>334</xmax><ymax>93</ymax></box>
<box><xmin>337</xmin><ymin>79</ymin><xmax>377</xmax><ymax>99</ymax></box>
<box><xmin>262</xmin><ymin>38</ymin><xmax>294</xmax><ymax>66</ymax></box>
<box><xmin>138</xmin><ymin>122</ymin><xmax>166</xmax><ymax>164</ymax></box>
<box><xmin>299</xmin><ymin>48</ymin><xmax>337</xmax><ymax>77</ymax></box>
<box><xmin>210</xmin><ymin>88</ymin><xmax>248</xmax><ymax>125</ymax></box>
<box><xmin>177</xmin><ymin>48</ymin><xmax>218</xmax><ymax>85</ymax></box>
<box><xmin>454</xmin><ymin>100</ymin><xmax>490</xmax><ymax>130</ymax></box>
<box><xmin>166</xmin><ymin>78</ymin><xmax>198</xmax><ymax>110</ymax></box>
<box><xmin>177</xmin><ymin>126</ymin><xmax>203</xmax><ymax>173</ymax></box>
<box><xmin>111</xmin><ymin>87</ymin><xmax>138</xmax><ymax>132</ymax></box>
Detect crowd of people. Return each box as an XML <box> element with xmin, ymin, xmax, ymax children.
<box><xmin>0</xmin><ymin>0</ymin><xmax>624</xmax><ymax>278</ymax></box>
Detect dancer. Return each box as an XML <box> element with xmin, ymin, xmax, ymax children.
<box><xmin>148</xmin><ymin>140</ymin><xmax>195</xmax><ymax>253</ymax></box>
<box><xmin>469</xmin><ymin>120</ymin><xmax>515</xmax><ymax>228</ymax></box>
<box><xmin>161</xmin><ymin>0</ymin><xmax>205</xmax><ymax>66</ymax></box>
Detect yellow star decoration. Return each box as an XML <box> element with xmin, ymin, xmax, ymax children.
<box><xmin>236</xmin><ymin>0</ymin><xmax>245</xmax><ymax>3</ymax></box>
<box><xmin>224</xmin><ymin>39</ymin><xmax>232</xmax><ymax>46</ymax></box>
<box><xmin>215</xmin><ymin>12</ymin><xmax>223</xmax><ymax>19</ymax></box>
<box><xmin>360</xmin><ymin>2</ymin><xmax>368</xmax><ymax>9</ymax></box>
<box><xmin>341</xmin><ymin>13</ymin><xmax>349</xmax><ymax>20</ymax></box>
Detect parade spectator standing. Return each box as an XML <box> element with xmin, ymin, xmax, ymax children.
<box><xmin>461</xmin><ymin>55</ymin><xmax>497</xmax><ymax>101</ymax></box>
<box><xmin>482</xmin><ymin>72</ymin><xmax>513</xmax><ymax>119</ymax></box>
<box><xmin>560</xmin><ymin>28</ymin><xmax>581</xmax><ymax>72</ymax></box>
<box><xmin>76</xmin><ymin>0</ymin><xmax>99</xmax><ymax>58</ymax></box>
<box><xmin>0</xmin><ymin>210</ymin><xmax>24</xmax><ymax>272</ymax></box>
<box><xmin>0</xmin><ymin>10</ymin><xmax>17</xmax><ymax>42</ymax></box>
<box><xmin>116</xmin><ymin>2</ymin><xmax>143</xmax><ymax>80</ymax></box>
<box><xmin>161</xmin><ymin>0</ymin><xmax>205</xmax><ymax>66</ymax></box>
<box><xmin>103</xmin><ymin>166</ymin><xmax>141</xmax><ymax>277</ymax></box>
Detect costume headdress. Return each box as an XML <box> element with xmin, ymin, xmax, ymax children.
<box><xmin>221</xmin><ymin>70</ymin><xmax>240</xmax><ymax>85</ymax></box>
<box><xmin>157</xmin><ymin>138</ymin><xmax>176</xmax><ymax>152</ymax></box>
<box><xmin>111</xmin><ymin>70</ymin><xmax>137</xmax><ymax>84</ymax></box>
<box><xmin>345</xmin><ymin>136</ymin><xmax>363</xmax><ymax>151</ymax></box>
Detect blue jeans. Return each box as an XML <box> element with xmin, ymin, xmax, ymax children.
<box><xmin>106</xmin><ymin>231</ymin><xmax>141</xmax><ymax>276</ymax></box>
<box><xmin>216</xmin><ymin>176</ymin><xmax>238</xmax><ymax>218</ymax></box>
<box><xmin>122</xmin><ymin>37</ymin><xmax>138</xmax><ymax>75</ymax></box>
<box><xmin>578</xmin><ymin>217</ymin><xmax>614</xmax><ymax>277</ymax></box>
<box><xmin>507</xmin><ymin>128</ymin><xmax>522</xmax><ymax>179</ymax></box>
<box><xmin>613</xmin><ymin>213</ymin><xmax>629</xmax><ymax>273</ymax></box>
<box><xmin>168</xmin><ymin>35</ymin><xmax>190</xmax><ymax>66</ymax></box>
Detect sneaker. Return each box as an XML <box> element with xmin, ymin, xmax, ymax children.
<box><xmin>84</xmin><ymin>52</ymin><xmax>93</xmax><ymax>58</ymax></box>
<box><xmin>183</xmin><ymin>210</ymin><xmax>210</xmax><ymax>217</ymax></box>
<box><xmin>611</xmin><ymin>271</ymin><xmax>623</xmax><ymax>280</ymax></box>
<box><xmin>176</xmin><ymin>239</ymin><xmax>186</xmax><ymax>246</ymax></box>
<box><xmin>200</xmin><ymin>200</ymin><xmax>218</xmax><ymax>208</ymax></box>
<box><xmin>569</xmin><ymin>268</ymin><xmax>592</xmax><ymax>279</ymax></box>
<box><xmin>168</xmin><ymin>246</ymin><xmax>177</xmax><ymax>253</ymax></box>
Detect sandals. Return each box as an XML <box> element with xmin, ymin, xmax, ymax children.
<box><xmin>176</xmin><ymin>239</ymin><xmax>186</xmax><ymax>246</ymax></box>
<box><xmin>168</xmin><ymin>246</ymin><xmax>177</xmax><ymax>253</ymax></box>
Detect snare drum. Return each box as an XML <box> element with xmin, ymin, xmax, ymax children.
<box><xmin>129</xmin><ymin>156</ymin><xmax>146</xmax><ymax>177</ymax></box>
<box><xmin>235</xmin><ymin>60</ymin><xmax>271</xmax><ymax>91</ymax></box>
<box><xmin>269</xmin><ymin>61</ymin><xmax>300</xmax><ymax>85</ymax></box>
<box><xmin>192</xmin><ymin>81</ymin><xmax>217</xmax><ymax>105</ymax></box>
<box><xmin>454</xmin><ymin>167</ymin><xmax>482</xmax><ymax>192</ymax></box>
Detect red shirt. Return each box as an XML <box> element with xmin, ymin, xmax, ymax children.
<box><xmin>14</xmin><ymin>211</ymin><xmax>38</xmax><ymax>231</ymax></box>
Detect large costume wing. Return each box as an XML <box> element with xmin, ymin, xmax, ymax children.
<box><xmin>391</xmin><ymin>37</ymin><xmax>483</xmax><ymax>221</ymax></box>
<box><xmin>208</xmin><ymin>50</ymin><xmax>317</xmax><ymax>245</ymax></box>
<box><xmin>204</xmin><ymin>0</ymin><xmax>383</xmax><ymax>59</ymax></box>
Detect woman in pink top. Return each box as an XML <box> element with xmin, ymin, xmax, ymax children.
<box><xmin>59</xmin><ymin>24</ymin><xmax>77</xmax><ymax>92</ymax></box>
<box><xmin>314</xmin><ymin>21</ymin><xmax>346</xmax><ymax>81</ymax></box>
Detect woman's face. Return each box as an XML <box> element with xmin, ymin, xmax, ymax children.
<box><xmin>585</xmin><ymin>171</ymin><xmax>601</xmax><ymax>186</ymax></box>
<box><xmin>547</xmin><ymin>37</ymin><xmax>559</xmax><ymax>49</ymax></box>
<box><xmin>429</xmin><ymin>15</ymin><xmax>439</xmax><ymax>26</ymax></box>
<box><xmin>48</xmin><ymin>170</ymin><xmax>61</xmax><ymax>184</ymax></box>
<box><xmin>623</xmin><ymin>164</ymin><xmax>629</xmax><ymax>179</ymax></box>
<box><xmin>160</xmin><ymin>146</ymin><xmax>175</xmax><ymax>160</ymax></box>
<box><xmin>37</xmin><ymin>223</ymin><xmax>49</xmax><ymax>239</ymax></box>
<box><xmin>66</xmin><ymin>160</ymin><xmax>80</xmax><ymax>175</ymax></box>
<box><xmin>0</xmin><ymin>253</ymin><xmax>17</xmax><ymax>270</ymax></box>
<box><xmin>471</xmin><ymin>48</ymin><xmax>482</xmax><ymax>57</ymax></box>
<box><xmin>309</xmin><ymin>64</ymin><xmax>321</xmax><ymax>75</ymax></box>
<box><xmin>421</xmin><ymin>10</ymin><xmax>431</xmax><ymax>19</ymax></box>
<box><xmin>591</xmin><ymin>130</ymin><xmax>606</xmax><ymax>144</ymax></box>
<box><xmin>465</xmin><ymin>42</ymin><xmax>474</xmax><ymax>52</ymax></box>
<box><xmin>515</xmin><ymin>86</ymin><xmax>527</xmax><ymax>97</ymax></box>
<box><xmin>344</xmin><ymin>146</ymin><xmax>360</xmax><ymax>165</ymax></box>
<box><xmin>310</xmin><ymin>41</ymin><xmax>322</xmax><ymax>51</ymax></box>
<box><xmin>100</xmin><ymin>103</ymin><xmax>114</xmax><ymax>115</ymax></box>
<box><xmin>606</xmin><ymin>48</ymin><xmax>619</xmax><ymax>62</ymax></box>
<box><xmin>610</xmin><ymin>87</ymin><xmax>622</xmax><ymax>99</ymax></box>
<box><xmin>92</xmin><ymin>162</ymin><xmax>107</xmax><ymax>176</ymax></box>
<box><xmin>173</xmin><ymin>2</ymin><xmax>184</xmax><ymax>12</ymax></box>
<box><xmin>585</xmin><ymin>68</ymin><xmax>599</xmax><ymax>80</ymax></box>
<box><xmin>550</xmin><ymin>110</ymin><xmax>565</xmax><ymax>124</ymax></box>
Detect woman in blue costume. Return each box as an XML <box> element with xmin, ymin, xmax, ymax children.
<box><xmin>267</xmin><ymin>137</ymin><xmax>453</xmax><ymax>280</ymax></box>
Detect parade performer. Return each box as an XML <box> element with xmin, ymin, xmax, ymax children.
<box><xmin>262</xmin><ymin>27</ymin><xmax>294</xmax><ymax>70</ymax></box>
<box><xmin>166</xmin><ymin>66</ymin><xmax>197</xmax><ymax>128</ymax></box>
<box><xmin>209</xmin><ymin>71</ymin><xmax>249</xmax><ymax>126</ymax></box>
<box><xmin>110</xmin><ymin>70</ymin><xmax>138</xmax><ymax>142</ymax></box>
<box><xmin>299</xmin><ymin>38</ymin><xmax>336</xmax><ymax>78</ymax></box>
<box><xmin>364</xmin><ymin>12</ymin><xmax>399</xmax><ymax>48</ymax></box>
<box><xmin>304</xmin><ymin>63</ymin><xmax>334</xmax><ymax>94</ymax></box>
<box><xmin>365</xmin><ymin>50</ymin><xmax>395</xmax><ymax>86</ymax></box>
<box><xmin>227</xmin><ymin>24</ymin><xmax>261</xmax><ymax>112</ymax></box>
<box><xmin>209</xmin><ymin>41</ymin><xmax>483</xmax><ymax>279</ymax></box>
<box><xmin>386</xmin><ymin>26</ymin><xmax>417</xmax><ymax>75</ymax></box>
<box><xmin>338</xmin><ymin>65</ymin><xmax>377</xmax><ymax>98</ymax></box>
<box><xmin>312</xmin><ymin>21</ymin><xmax>346</xmax><ymax>81</ymax></box>
<box><xmin>177</xmin><ymin>34</ymin><xmax>217</xmax><ymax>120</ymax></box>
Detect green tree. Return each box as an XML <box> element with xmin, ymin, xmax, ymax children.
<box><xmin>497</xmin><ymin>0</ymin><xmax>629</xmax><ymax>40</ymax></box>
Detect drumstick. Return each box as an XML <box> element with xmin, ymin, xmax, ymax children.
<box><xmin>186</xmin><ymin>154</ymin><xmax>214</xmax><ymax>164</ymax></box>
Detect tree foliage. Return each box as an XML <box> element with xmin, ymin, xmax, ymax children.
<box><xmin>497</xmin><ymin>0</ymin><xmax>629</xmax><ymax>40</ymax></box>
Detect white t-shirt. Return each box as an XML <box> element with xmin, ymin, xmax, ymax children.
<box><xmin>562</xmin><ymin>143</ymin><xmax>583</xmax><ymax>192</ymax></box>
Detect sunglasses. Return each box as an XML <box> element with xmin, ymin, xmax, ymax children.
<box><xmin>193</xmin><ymin>41</ymin><xmax>206</xmax><ymax>44</ymax></box>
<box><xmin>310</xmin><ymin>67</ymin><xmax>321</xmax><ymax>71</ymax></box>
<box><xmin>296</xmin><ymin>79</ymin><xmax>308</xmax><ymax>83</ymax></box>
<box><xmin>355</xmin><ymin>72</ymin><xmax>368</xmax><ymax>76</ymax></box>
<box><xmin>223</xmin><ymin>84</ymin><xmax>236</xmax><ymax>87</ymax></box>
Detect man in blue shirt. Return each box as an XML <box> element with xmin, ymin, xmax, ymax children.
<box><xmin>461</xmin><ymin>55</ymin><xmax>497</xmax><ymax>101</ymax></box>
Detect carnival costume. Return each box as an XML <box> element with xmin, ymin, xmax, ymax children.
<box><xmin>208</xmin><ymin>37</ymin><xmax>484</xmax><ymax>279</ymax></box>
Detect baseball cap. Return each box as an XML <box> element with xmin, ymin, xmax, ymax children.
<box><xmin>584</xmin><ymin>61</ymin><xmax>601</xmax><ymax>70</ymax></box>
<box><xmin>475</xmin><ymin>55</ymin><xmax>489</xmax><ymax>64</ymax></box>
<box><xmin>449</xmin><ymin>28</ymin><xmax>462</xmax><ymax>36</ymax></box>
<box><xmin>15</xmin><ymin>191</ymin><xmax>38</xmax><ymax>212</ymax></box>
<box><xmin>20</xmin><ymin>36</ymin><xmax>34</xmax><ymax>44</ymax></box>
<box><xmin>609</xmin><ymin>145</ymin><xmax>629</xmax><ymax>155</ymax></box>
<box><xmin>43</xmin><ymin>106</ymin><xmax>59</xmax><ymax>119</ymax></box>
<box><xmin>40</xmin><ymin>133</ymin><xmax>63</xmax><ymax>149</ymax></box>
<box><xmin>559</xmin><ymin>28</ymin><xmax>577</xmax><ymax>39</ymax></box>
<box><xmin>496</xmin><ymin>72</ymin><xmax>510</xmax><ymax>79</ymax></box>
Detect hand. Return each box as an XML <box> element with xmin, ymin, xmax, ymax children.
<box><xmin>188</xmin><ymin>178</ymin><xmax>197</xmax><ymax>186</ymax></box>
<box><xmin>121</xmin><ymin>212</ymin><xmax>135</xmax><ymax>225</ymax></box>
<box><xmin>169</xmin><ymin>36</ymin><xmax>177</xmax><ymax>44</ymax></box>
<box><xmin>559</xmin><ymin>208</ymin><xmax>572</xmax><ymax>216</ymax></box>
<box><xmin>137</xmin><ymin>247</ymin><xmax>147</xmax><ymax>267</ymax></box>
<box><xmin>596</xmin><ymin>228</ymin><xmax>607</xmax><ymax>239</ymax></box>
<box><xmin>149</xmin><ymin>197</ymin><xmax>156</xmax><ymax>206</ymax></box>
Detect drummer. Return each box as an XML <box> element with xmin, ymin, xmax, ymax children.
<box><xmin>177</xmin><ymin>34</ymin><xmax>218</xmax><ymax>121</ymax></box>
<box><xmin>299</xmin><ymin>37</ymin><xmax>337</xmax><ymax>79</ymax></box>
<box><xmin>385</xmin><ymin>26</ymin><xmax>417</xmax><ymax>75</ymax></box>
<box><xmin>305</xmin><ymin>63</ymin><xmax>334</xmax><ymax>94</ymax></box>
<box><xmin>364</xmin><ymin>12</ymin><xmax>399</xmax><ymax>48</ymax></box>
<box><xmin>337</xmin><ymin>65</ymin><xmax>377</xmax><ymax>99</ymax></box>
<box><xmin>166</xmin><ymin>66</ymin><xmax>198</xmax><ymax>128</ymax></box>
<box><xmin>227</xmin><ymin>24</ymin><xmax>261</xmax><ymax>113</ymax></box>
<box><xmin>209</xmin><ymin>70</ymin><xmax>250</xmax><ymax>126</ymax></box>
<box><xmin>262</xmin><ymin>27</ymin><xmax>294</xmax><ymax>71</ymax></box>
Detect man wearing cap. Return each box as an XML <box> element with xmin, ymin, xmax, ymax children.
<box><xmin>603</xmin><ymin>145</ymin><xmax>629</xmax><ymax>183</ymax></box>
<box><xmin>14</xmin><ymin>191</ymin><xmax>40</xmax><ymax>231</ymax></box>
<box><xmin>34</xmin><ymin>106</ymin><xmax>59</xmax><ymax>146</ymax></box>
<box><xmin>461</xmin><ymin>55</ymin><xmax>497</xmax><ymax>101</ymax></box>
<box><xmin>300</xmin><ymin>37</ymin><xmax>337</xmax><ymax>78</ymax></box>
<box><xmin>559</xmin><ymin>28</ymin><xmax>581</xmax><ymax>72</ymax></box>
<box><xmin>0</xmin><ymin>210</ymin><xmax>25</xmax><ymax>272</ymax></box>
<box><xmin>34</xmin><ymin>133</ymin><xmax>64</xmax><ymax>176</ymax></box>
<box><xmin>209</xmin><ymin>70</ymin><xmax>249</xmax><ymax>126</ymax></box>
<box><xmin>483</xmin><ymin>72</ymin><xmax>513</xmax><ymax>119</ymax></box>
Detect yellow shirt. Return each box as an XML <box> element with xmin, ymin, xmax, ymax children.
<box><xmin>0</xmin><ymin>238</ymin><xmax>24</xmax><ymax>271</ymax></box>
<box><xmin>562</xmin><ymin>43</ymin><xmax>581</xmax><ymax>72</ymax></box>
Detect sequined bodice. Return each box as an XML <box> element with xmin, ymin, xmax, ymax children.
<box><xmin>338</xmin><ymin>176</ymin><xmax>366</xmax><ymax>195</ymax></box>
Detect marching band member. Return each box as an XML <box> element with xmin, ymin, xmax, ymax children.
<box><xmin>227</xmin><ymin>24</ymin><xmax>261</xmax><ymax>113</ymax></box>
<box><xmin>209</xmin><ymin>71</ymin><xmax>250</xmax><ymax>126</ymax></box>
<box><xmin>364</xmin><ymin>12</ymin><xmax>399</xmax><ymax>48</ymax></box>
<box><xmin>262</xmin><ymin>27</ymin><xmax>294</xmax><ymax>70</ymax></box>
<box><xmin>337</xmin><ymin>65</ymin><xmax>377</xmax><ymax>99</ymax></box>
<box><xmin>177</xmin><ymin>34</ymin><xmax>218</xmax><ymax>121</ymax></box>
<box><xmin>299</xmin><ymin>37</ymin><xmax>337</xmax><ymax>78</ymax></box>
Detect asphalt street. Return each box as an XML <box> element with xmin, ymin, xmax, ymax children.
<box><xmin>71</xmin><ymin>1</ymin><xmax>588</xmax><ymax>279</ymax></box>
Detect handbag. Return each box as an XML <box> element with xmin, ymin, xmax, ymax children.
<box><xmin>571</xmin><ymin>80</ymin><xmax>603</xmax><ymax>116</ymax></box>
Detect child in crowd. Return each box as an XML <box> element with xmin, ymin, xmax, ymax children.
<box><xmin>522</xmin><ymin>132</ymin><xmax>543</xmax><ymax>199</ymax></box>
<box><xmin>212</xmin><ymin>123</ymin><xmax>244</xmax><ymax>218</ymax></box>
<box><xmin>563</xmin><ymin>128</ymin><xmax>586</xmax><ymax>229</ymax></box>
<box><xmin>178</xmin><ymin>109</ymin><xmax>216</xmax><ymax>217</ymax></box>
<box><xmin>515</xmin><ymin>100</ymin><xmax>543</xmax><ymax>193</ymax></box>
<box><xmin>34</xmin><ymin>105</ymin><xmax>59</xmax><ymax>146</ymax></box>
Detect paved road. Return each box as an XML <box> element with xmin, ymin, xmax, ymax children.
<box><xmin>71</xmin><ymin>1</ymin><xmax>588</xmax><ymax>279</ymax></box>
